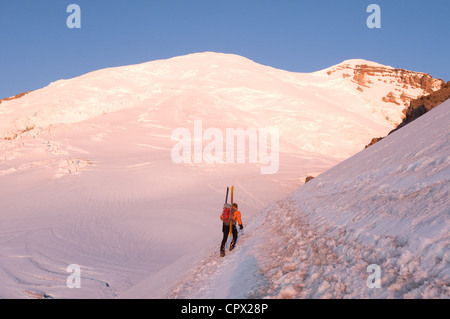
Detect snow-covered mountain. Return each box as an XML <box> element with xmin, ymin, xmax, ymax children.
<box><xmin>1</xmin><ymin>52</ymin><xmax>444</xmax><ymax>151</ymax></box>
<box><xmin>0</xmin><ymin>52</ymin><xmax>446</xmax><ymax>298</ymax></box>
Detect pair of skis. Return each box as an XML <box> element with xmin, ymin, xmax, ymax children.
<box><xmin>224</xmin><ymin>186</ymin><xmax>234</xmax><ymax>238</ymax></box>
<box><xmin>221</xmin><ymin>186</ymin><xmax>235</xmax><ymax>257</ymax></box>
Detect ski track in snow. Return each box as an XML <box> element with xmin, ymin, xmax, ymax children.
<box><xmin>169</xmin><ymin>208</ymin><xmax>270</xmax><ymax>299</ymax></box>
<box><xmin>170</xmin><ymin>195</ymin><xmax>449</xmax><ymax>299</ymax></box>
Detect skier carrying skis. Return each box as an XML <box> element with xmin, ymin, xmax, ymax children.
<box><xmin>220</xmin><ymin>203</ymin><xmax>243</xmax><ymax>256</ymax></box>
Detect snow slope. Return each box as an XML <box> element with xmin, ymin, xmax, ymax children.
<box><xmin>170</xmin><ymin>100</ymin><xmax>449</xmax><ymax>299</ymax></box>
<box><xmin>0</xmin><ymin>52</ymin><xmax>445</xmax><ymax>298</ymax></box>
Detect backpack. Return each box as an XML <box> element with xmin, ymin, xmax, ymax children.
<box><xmin>222</xmin><ymin>204</ymin><xmax>232</xmax><ymax>224</ymax></box>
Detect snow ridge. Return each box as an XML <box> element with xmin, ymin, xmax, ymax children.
<box><xmin>168</xmin><ymin>101</ymin><xmax>449</xmax><ymax>299</ymax></box>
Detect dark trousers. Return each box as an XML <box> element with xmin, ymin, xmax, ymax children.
<box><xmin>221</xmin><ymin>223</ymin><xmax>238</xmax><ymax>251</ymax></box>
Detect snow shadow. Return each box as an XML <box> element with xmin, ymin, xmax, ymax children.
<box><xmin>227</xmin><ymin>249</ymin><xmax>270</xmax><ymax>299</ymax></box>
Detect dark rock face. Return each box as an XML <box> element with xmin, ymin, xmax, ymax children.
<box><xmin>390</xmin><ymin>81</ymin><xmax>450</xmax><ymax>134</ymax></box>
<box><xmin>365</xmin><ymin>137</ymin><xmax>384</xmax><ymax>149</ymax></box>
<box><xmin>305</xmin><ymin>176</ymin><xmax>315</xmax><ymax>183</ymax></box>
<box><xmin>366</xmin><ymin>81</ymin><xmax>450</xmax><ymax>147</ymax></box>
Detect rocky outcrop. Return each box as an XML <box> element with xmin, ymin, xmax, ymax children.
<box><xmin>327</xmin><ymin>61</ymin><xmax>445</xmax><ymax>107</ymax></box>
<box><xmin>352</xmin><ymin>64</ymin><xmax>444</xmax><ymax>94</ymax></box>
<box><xmin>305</xmin><ymin>176</ymin><xmax>315</xmax><ymax>184</ymax></box>
<box><xmin>365</xmin><ymin>137</ymin><xmax>384</xmax><ymax>149</ymax></box>
<box><xmin>382</xmin><ymin>92</ymin><xmax>401</xmax><ymax>105</ymax></box>
<box><xmin>0</xmin><ymin>91</ymin><xmax>32</xmax><ymax>104</ymax></box>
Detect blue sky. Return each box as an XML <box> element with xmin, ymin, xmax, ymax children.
<box><xmin>1</xmin><ymin>0</ymin><xmax>449</xmax><ymax>98</ymax></box>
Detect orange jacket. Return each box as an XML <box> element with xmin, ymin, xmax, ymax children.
<box><xmin>221</xmin><ymin>209</ymin><xmax>242</xmax><ymax>226</ymax></box>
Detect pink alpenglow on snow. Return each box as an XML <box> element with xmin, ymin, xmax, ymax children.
<box><xmin>0</xmin><ymin>52</ymin><xmax>446</xmax><ymax>299</ymax></box>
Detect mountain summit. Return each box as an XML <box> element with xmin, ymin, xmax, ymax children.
<box><xmin>0</xmin><ymin>52</ymin><xmax>444</xmax><ymax>152</ymax></box>
<box><xmin>319</xmin><ymin>59</ymin><xmax>445</xmax><ymax>122</ymax></box>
